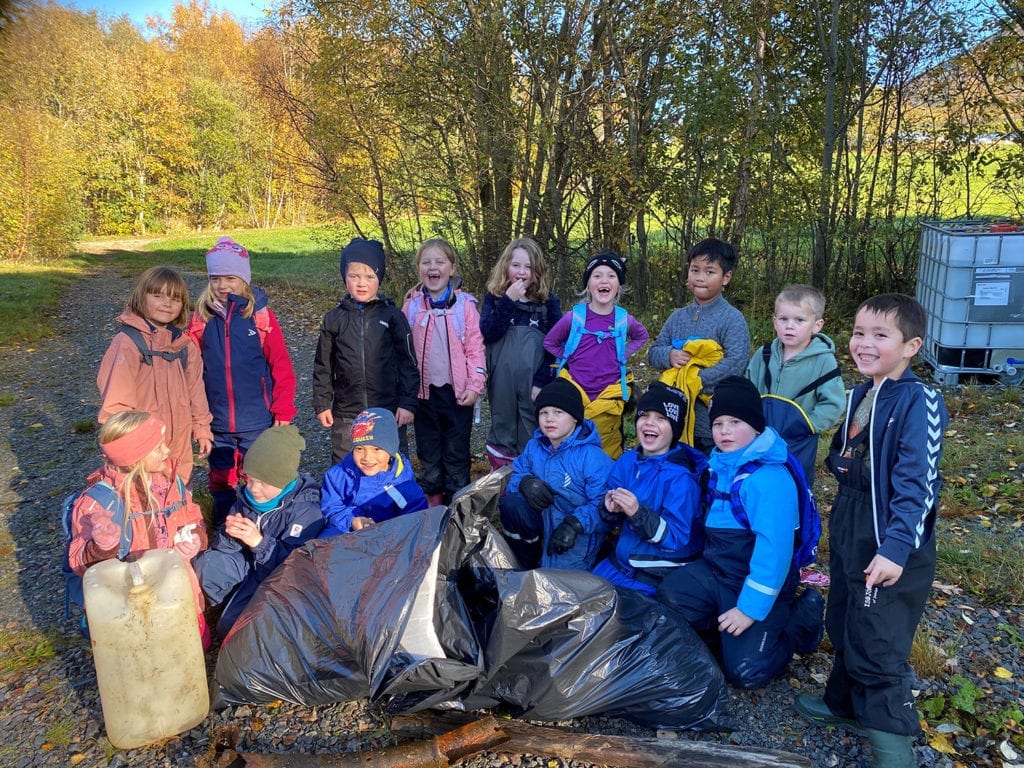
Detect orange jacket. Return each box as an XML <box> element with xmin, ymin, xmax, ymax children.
<box><xmin>96</xmin><ymin>311</ymin><xmax>213</xmax><ymax>482</ymax></box>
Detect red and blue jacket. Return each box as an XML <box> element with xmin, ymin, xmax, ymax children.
<box><xmin>187</xmin><ymin>287</ymin><xmax>297</xmax><ymax>434</ymax></box>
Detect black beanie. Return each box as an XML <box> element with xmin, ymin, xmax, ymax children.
<box><xmin>534</xmin><ymin>379</ymin><xmax>585</xmax><ymax>425</ymax></box>
<box><xmin>636</xmin><ymin>382</ymin><xmax>687</xmax><ymax>445</ymax></box>
<box><xmin>709</xmin><ymin>376</ymin><xmax>766</xmax><ymax>433</ymax></box>
<box><xmin>582</xmin><ymin>251</ymin><xmax>626</xmax><ymax>286</ymax></box>
<box><xmin>340</xmin><ymin>237</ymin><xmax>386</xmax><ymax>283</ymax></box>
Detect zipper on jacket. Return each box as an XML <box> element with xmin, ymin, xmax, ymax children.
<box><xmin>224</xmin><ymin>309</ymin><xmax>236</xmax><ymax>432</ymax></box>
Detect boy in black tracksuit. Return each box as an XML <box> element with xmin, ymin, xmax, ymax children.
<box><xmin>794</xmin><ymin>294</ymin><xmax>948</xmax><ymax>768</ymax></box>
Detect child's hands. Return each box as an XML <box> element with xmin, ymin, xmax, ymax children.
<box><xmin>457</xmin><ymin>390</ymin><xmax>479</xmax><ymax>407</ymax></box>
<box><xmin>196</xmin><ymin>437</ymin><xmax>212</xmax><ymax>458</ymax></box>
<box><xmin>718</xmin><ymin>607</ymin><xmax>754</xmax><ymax>636</ymax></box>
<box><xmin>396</xmin><ymin>407</ymin><xmax>414</xmax><ymax>427</ymax></box>
<box><xmin>317</xmin><ymin>409</ymin><xmax>334</xmax><ymax>428</ymax></box>
<box><xmin>520</xmin><ymin>475</ymin><xmax>555</xmax><ymax>511</ymax></box>
<box><xmin>604</xmin><ymin>488</ymin><xmax>639</xmax><ymax>517</ymax></box>
<box><xmin>173</xmin><ymin>524</ymin><xmax>201</xmax><ymax>560</ymax></box>
<box><xmin>224</xmin><ymin>513</ymin><xmax>263</xmax><ymax>549</ymax></box>
<box><xmin>864</xmin><ymin>554</ymin><xmax>903</xmax><ymax>589</ymax></box>
<box><xmin>505</xmin><ymin>278</ymin><xmax>529</xmax><ymax>302</ymax></box>
<box><xmin>351</xmin><ymin>516</ymin><xmax>375</xmax><ymax>531</ymax></box>
<box><xmin>89</xmin><ymin>511</ymin><xmax>121</xmax><ymax>551</ymax></box>
<box><xmin>530</xmin><ymin>386</ymin><xmax>541</xmax><ymax>401</ymax></box>
<box><xmin>669</xmin><ymin>348</ymin><xmax>692</xmax><ymax>368</ymax></box>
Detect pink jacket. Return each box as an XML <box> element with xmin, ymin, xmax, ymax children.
<box><xmin>68</xmin><ymin>463</ymin><xmax>208</xmax><ymax>609</ymax></box>
<box><xmin>96</xmin><ymin>311</ymin><xmax>213</xmax><ymax>482</ymax></box>
<box><xmin>402</xmin><ymin>285</ymin><xmax>486</xmax><ymax>401</ymax></box>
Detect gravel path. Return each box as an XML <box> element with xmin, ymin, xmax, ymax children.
<box><xmin>0</xmin><ymin>255</ymin><xmax>1016</xmax><ymax>768</ymax></box>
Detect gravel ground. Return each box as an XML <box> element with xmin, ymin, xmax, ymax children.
<box><xmin>0</xmin><ymin>252</ymin><xmax>1018</xmax><ymax>768</ymax></box>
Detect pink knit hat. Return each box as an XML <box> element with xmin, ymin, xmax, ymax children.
<box><xmin>205</xmin><ymin>237</ymin><xmax>251</xmax><ymax>284</ymax></box>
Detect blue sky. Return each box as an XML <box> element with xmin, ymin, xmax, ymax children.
<box><xmin>63</xmin><ymin>0</ymin><xmax>269</xmax><ymax>27</ymax></box>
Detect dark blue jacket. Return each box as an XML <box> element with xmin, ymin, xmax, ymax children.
<box><xmin>830</xmin><ymin>369</ymin><xmax>948</xmax><ymax>567</ymax></box>
<box><xmin>319</xmin><ymin>453</ymin><xmax>428</xmax><ymax>537</ymax></box>
<box><xmin>606</xmin><ymin>443</ymin><xmax>707</xmax><ymax>574</ymax></box>
<box><xmin>194</xmin><ymin>472</ymin><xmax>323</xmax><ymax>635</ymax></box>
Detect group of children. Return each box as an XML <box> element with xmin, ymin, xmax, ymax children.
<box><xmin>67</xmin><ymin>231</ymin><xmax>946</xmax><ymax>768</ymax></box>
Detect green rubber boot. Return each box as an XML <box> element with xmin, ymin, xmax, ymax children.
<box><xmin>866</xmin><ymin>728</ymin><xmax>916</xmax><ymax>768</ymax></box>
<box><xmin>792</xmin><ymin>694</ymin><xmax>866</xmax><ymax>735</ymax></box>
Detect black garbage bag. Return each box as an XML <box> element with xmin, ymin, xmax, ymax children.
<box><xmin>212</xmin><ymin>470</ymin><xmax>729</xmax><ymax>731</ymax></box>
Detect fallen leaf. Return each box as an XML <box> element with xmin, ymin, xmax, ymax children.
<box><xmin>1001</xmin><ymin>740</ymin><xmax>1021</xmax><ymax>761</ymax></box>
<box><xmin>70</xmin><ymin>756</ymin><xmax>86</xmax><ymax>766</ymax></box>
<box><xmin>993</xmin><ymin>666</ymin><xmax>1013</xmax><ymax>679</ymax></box>
<box><xmin>936</xmin><ymin>722</ymin><xmax>965</xmax><ymax>734</ymax></box>
<box><xmin>927</xmin><ymin>731</ymin><xmax>957</xmax><ymax>754</ymax></box>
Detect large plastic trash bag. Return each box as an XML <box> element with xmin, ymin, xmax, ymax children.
<box><xmin>212</xmin><ymin>469</ymin><xmax>730</xmax><ymax>731</ymax></box>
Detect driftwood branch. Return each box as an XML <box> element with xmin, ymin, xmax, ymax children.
<box><xmin>196</xmin><ymin>716</ymin><xmax>509</xmax><ymax>768</ymax></box>
<box><xmin>391</xmin><ymin>712</ymin><xmax>812</xmax><ymax>768</ymax></box>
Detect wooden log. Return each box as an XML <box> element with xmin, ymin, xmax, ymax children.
<box><xmin>390</xmin><ymin>712</ymin><xmax>812</xmax><ymax>768</ymax></box>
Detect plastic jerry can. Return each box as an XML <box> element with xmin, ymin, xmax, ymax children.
<box><xmin>83</xmin><ymin>549</ymin><xmax>209</xmax><ymax>749</ymax></box>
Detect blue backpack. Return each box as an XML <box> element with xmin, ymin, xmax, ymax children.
<box><xmin>757</xmin><ymin>342</ymin><xmax>841</xmax><ymax>483</ymax></box>
<box><xmin>707</xmin><ymin>451</ymin><xmax>822</xmax><ymax>587</ymax></box>
<box><xmin>61</xmin><ymin>478</ymin><xmax>187</xmax><ymax>618</ymax></box>
<box><xmin>556</xmin><ymin>303</ymin><xmax>629</xmax><ymax>400</ymax></box>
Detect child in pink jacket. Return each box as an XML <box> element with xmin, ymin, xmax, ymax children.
<box><xmin>402</xmin><ymin>238</ymin><xmax>486</xmax><ymax>505</ymax></box>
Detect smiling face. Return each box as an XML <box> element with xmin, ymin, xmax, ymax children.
<box><xmin>849</xmin><ymin>307</ymin><xmax>922</xmax><ymax>386</ymax></box>
<box><xmin>418</xmin><ymin>245</ymin><xmax>455</xmax><ymax>299</ymax></box>
<box><xmin>144</xmin><ymin>289</ymin><xmax>184</xmax><ymax>327</ymax></box>
<box><xmin>686</xmin><ymin>256</ymin><xmax>732</xmax><ymax>305</ymax></box>
<box><xmin>773</xmin><ymin>300</ymin><xmax>824</xmax><ymax>357</ymax></box>
<box><xmin>636</xmin><ymin>410</ymin><xmax>674</xmax><ymax>455</ymax></box>
<box><xmin>711</xmin><ymin>415</ymin><xmax>758</xmax><ymax>453</ymax></box>
<box><xmin>142</xmin><ymin>438</ymin><xmax>171</xmax><ymax>473</ymax></box>
<box><xmin>352</xmin><ymin>444</ymin><xmax>391</xmax><ymax>476</ymax></box>
<box><xmin>506</xmin><ymin>247</ymin><xmax>533</xmax><ymax>289</ymax></box>
<box><xmin>586</xmin><ymin>265</ymin><xmax>621</xmax><ymax>312</ymax></box>
<box><xmin>345</xmin><ymin>262</ymin><xmax>380</xmax><ymax>303</ymax></box>
<box><xmin>210</xmin><ymin>275</ymin><xmax>247</xmax><ymax>304</ymax></box>
<box><xmin>537</xmin><ymin>406</ymin><xmax>577</xmax><ymax>449</ymax></box>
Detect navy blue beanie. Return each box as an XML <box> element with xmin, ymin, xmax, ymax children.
<box><xmin>340</xmin><ymin>238</ymin><xmax>386</xmax><ymax>283</ymax></box>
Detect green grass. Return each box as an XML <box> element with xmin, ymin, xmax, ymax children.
<box><xmin>0</xmin><ymin>626</ymin><xmax>59</xmax><ymax>675</ymax></box>
<box><xmin>0</xmin><ymin>258</ymin><xmax>92</xmax><ymax>345</ymax></box>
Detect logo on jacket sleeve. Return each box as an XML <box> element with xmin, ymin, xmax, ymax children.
<box><xmin>289</xmin><ymin>523</ymin><xmax>304</xmax><ymax>538</ymax></box>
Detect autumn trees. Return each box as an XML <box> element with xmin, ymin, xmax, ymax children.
<box><xmin>1</xmin><ymin>0</ymin><xmax>1021</xmax><ymax>308</ymax></box>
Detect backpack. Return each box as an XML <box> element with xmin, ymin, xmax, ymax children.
<box><xmin>707</xmin><ymin>451</ymin><xmax>821</xmax><ymax>587</ymax></box>
<box><xmin>556</xmin><ymin>303</ymin><xmax>629</xmax><ymax>400</ymax></box>
<box><xmin>61</xmin><ymin>477</ymin><xmax>187</xmax><ymax>618</ymax></box>
<box><xmin>120</xmin><ymin>325</ymin><xmax>188</xmax><ymax>370</ymax></box>
<box><xmin>758</xmin><ymin>342</ymin><xmax>841</xmax><ymax>482</ymax></box>
<box><xmin>405</xmin><ymin>289</ymin><xmax>470</xmax><ymax>342</ymax></box>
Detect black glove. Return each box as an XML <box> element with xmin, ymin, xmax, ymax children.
<box><xmin>548</xmin><ymin>516</ymin><xmax>584</xmax><ymax>556</ymax></box>
<box><xmin>520</xmin><ymin>475</ymin><xmax>555</xmax><ymax>511</ymax></box>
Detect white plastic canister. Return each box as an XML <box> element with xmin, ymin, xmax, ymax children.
<box><xmin>83</xmin><ymin>549</ymin><xmax>209</xmax><ymax>749</ymax></box>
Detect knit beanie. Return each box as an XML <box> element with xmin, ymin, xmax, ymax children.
<box><xmin>205</xmin><ymin>237</ymin><xmax>252</xmax><ymax>284</ymax></box>
<box><xmin>350</xmin><ymin>408</ymin><xmax>399</xmax><ymax>455</ymax></box>
<box><xmin>582</xmin><ymin>251</ymin><xmax>626</xmax><ymax>286</ymax></box>
<box><xmin>709</xmin><ymin>375</ymin><xmax>766</xmax><ymax>433</ymax></box>
<box><xmin>340</xmin><ymin>238</ymin><xmax>387</xmax><ymax>283</ymax></box>
<box><xmin>636</xmin><ymin>382</ymin><xmax>687</xmax><ymax>445</ymax></box>
<box><xmin>243</xmin><ymin>425</ymin><xmax>305</xmax><ymax>489</ymax></box>
<box><xmin>534</xmin><ymin>379</ymin><xmax>585</xmax><ymax>425</ymax></box>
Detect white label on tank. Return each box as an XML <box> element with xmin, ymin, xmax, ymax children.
<box><xmin>975</xmin><ymin>281</ymin><xmax>1009</xmax><ymax>306</ymax></box>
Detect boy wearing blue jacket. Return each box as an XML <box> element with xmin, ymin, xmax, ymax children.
<box><xmin>657</xmin><ymin>376</ymin><xmax>824</xmax><ymax>689</ymax></box>
<box><xmin>592</xmin><ymin>382</ymin><xmax>708</xmax><ymax>595</ymax></box>
<box><xmin>499</xmin><ymin>379</ymin><xmax>613</xmax><ymax>570</ymax></box>
<box><xmin>319</xmin><ymin>408</ymin><xmax>428</xmax><ymax>537</ymax></box>
<box><xmin>194</xmin><ymin>424</ymin><xmax>324</xmax><ymax>639</ymax></box>
<box><xmin>795</xmin><ymin>295</ymin><xmax>948</xmax><ymax>768</ymax></box>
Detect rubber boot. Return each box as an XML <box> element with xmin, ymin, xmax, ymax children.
<box><xmin>426</xmin><ymin>493</ymin><xmax>444</xmax><ymax>508</ymax></box>
<box><xmin>793</xmin><ymin>694</ymin><xmax>866</xmax><ymax>735</ymax></box>
<box><xmin>866</xmin><ymin>729</ymin><xmax>915</xmax><ymax>768</ymax></box>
